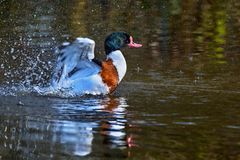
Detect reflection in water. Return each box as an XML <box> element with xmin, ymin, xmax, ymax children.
<box><xmin>51</xmin><ymin>120</ymin><xmax>95</xmax><ymax>156</ymax></box>
<box><xmin>0</xmin><ymin>96</ymin><xmax>130</xmax><ymax>158</ymax></box>
<box><xmin>51</xmin><ymin>97</ymin><xmax>129</xmax><ymax>156</ymax></box>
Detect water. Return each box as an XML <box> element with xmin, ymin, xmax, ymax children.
<box><xmin>0</xmin><ymin>0</ymin><xmax>240</xmax><ymax>159</ymax></box>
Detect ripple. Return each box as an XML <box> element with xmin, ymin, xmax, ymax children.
<box><xmin>226</xmin><ymin>125</ymin><xmax>240</xmax><ymax>129</ymax></box>
<box><xmin>0</xmin><ymin>95</ymin><xmax>130</xmax><ymax>157</ymax></box>
<box><xmin>173</xmin><ymin>122</ymin><xmax>196</xmax><ymax>125</ymax></box>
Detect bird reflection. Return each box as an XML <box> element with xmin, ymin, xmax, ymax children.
<box><xmin>0</xmin><ymin>96</ymin><xmax>132</xmax><ymax>158</ymax></box>
<box><xmin>99</xmin><ymin>97</ymin><xmax>128</xmax><ymax>149</ymax></box>
<box><xmin>50</xmin><ymin>96</ymin><xmax>130</xmax><ymax>156</ymax></box>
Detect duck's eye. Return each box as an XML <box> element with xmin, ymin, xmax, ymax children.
<box><xmin>126</xmin><ymin>38</ymin><xmax>130</xmax><ymax>44</ymax></box>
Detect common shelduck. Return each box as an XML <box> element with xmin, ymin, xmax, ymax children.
<box><xmin>51</xmin><ymin>32</ymin><xmax>142</xmax><ymax>95</ymax></box>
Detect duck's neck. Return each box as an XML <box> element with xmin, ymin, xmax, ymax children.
<box><xmin>107</xmin><ymin>50</ymin><xmax>127</xmax><ymax>83</ymax></box>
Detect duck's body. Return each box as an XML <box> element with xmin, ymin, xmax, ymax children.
<box><xmin>51</xmin><ymin>32</ymin><xmax>142</xmax><ymax>95</ymax></box>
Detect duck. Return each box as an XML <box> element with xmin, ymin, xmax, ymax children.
<box><xmin>50</xmin><ymin>31</ymin><xmax>142</xmax><ymax>95</ymax></box>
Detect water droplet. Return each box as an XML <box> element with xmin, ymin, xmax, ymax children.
<box><xmin>12</xmin><ymin>56</ymin><xmax>17</xmax><ymax>60</ymax></box>
<box><xmin>10</xmin><ymin>48</ymin><xmax>14</xmax><ymax>53</ymax></box>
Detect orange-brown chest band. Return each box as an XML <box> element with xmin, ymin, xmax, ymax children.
<box><xmin>100</xmin><ymin>59</ymin><xmax>119</xmax><ymax>93</ymax></box>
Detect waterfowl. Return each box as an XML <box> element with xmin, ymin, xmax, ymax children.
<box><xmin>51</xmin><ymin>32</ymin><xmax>142</xmax><ymax>95</ymax></box>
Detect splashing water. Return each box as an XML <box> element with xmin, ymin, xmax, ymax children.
<box><xmin>0</xmin><ymin>35</ymin><xmax>58</xmax><ymax>96</ymax></box>
<box><xmin>0</xmin><ymin>38</ymin><xmax>103</xmax><ymax>98</ymax></box>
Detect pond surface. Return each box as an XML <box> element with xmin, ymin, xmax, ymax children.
<box><xmin>0</xmin><ymin>0</ymin><xmax>240</xmax><ymax>159</ymax></box>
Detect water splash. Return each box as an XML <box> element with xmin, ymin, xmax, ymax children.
<box><xmin>0</xmin><ymin>45</ymin><xmax>55</xmax><ymax>96</ymax></box>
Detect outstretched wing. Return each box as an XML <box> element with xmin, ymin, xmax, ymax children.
<box><xmin>51</xmin><ymin>37</ymin><xmax>100</xmax><ymax>88</ymax></box>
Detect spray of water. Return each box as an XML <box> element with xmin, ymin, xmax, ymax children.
<box><xmin>0</xmin><ymin>35</ymin><xmax>57</xmax><ymax>96</ymax></box>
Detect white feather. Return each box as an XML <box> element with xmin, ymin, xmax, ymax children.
<box><xmin>107</xmin><ymin>50</ymin><xmax>127</xmax><ymax>83</ymax></box>
<box><xmin>51</xmin><ymin>37</ymin><xmax>109</xmax><ymax>95</ymax></box>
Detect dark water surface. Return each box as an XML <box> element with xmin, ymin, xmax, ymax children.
<box><xmin>0</xmin><ymin>1</ymin><xmax>240</xmax><ymax>159</ymax></box>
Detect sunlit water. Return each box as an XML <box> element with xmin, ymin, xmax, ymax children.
<box><xmin>0</xmin><ymin>1</ymin><xmax>240</xmax><ymax>159</ymax></box>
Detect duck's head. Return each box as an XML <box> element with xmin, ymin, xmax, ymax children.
<box><xmin>104</xmin><ymin>32</ymin><xmax>142</xmax><ymax>55</ymax></box>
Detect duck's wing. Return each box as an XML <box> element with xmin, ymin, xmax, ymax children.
<box><xmin>51</xmin><ymin>38</ymin><xmax>101</xmax><ymax>88</ymax></box>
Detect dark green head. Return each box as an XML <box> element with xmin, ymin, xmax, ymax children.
<box><xmin>104</xmin><ymin>32</ymin><xmax>142</xmax><ymax>55</ymax></box>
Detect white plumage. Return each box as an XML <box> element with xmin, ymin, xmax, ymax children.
<box><xmin>51</xmin><ymin>38</ymin><xmax>109</xmax><ymax>95</ymax></box>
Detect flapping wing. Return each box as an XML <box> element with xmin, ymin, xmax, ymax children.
<box><xmin>51</xmin><ymin>37</ymin><xmax>99</xmax><ymax>87</ymax></box>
